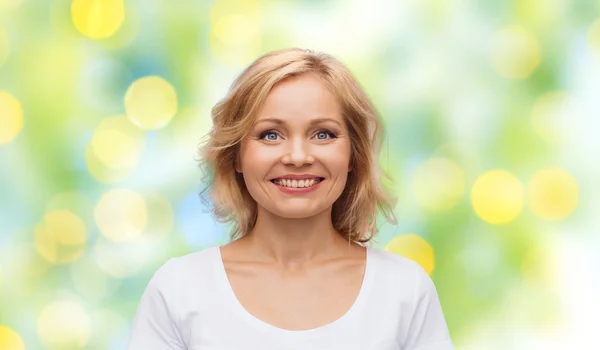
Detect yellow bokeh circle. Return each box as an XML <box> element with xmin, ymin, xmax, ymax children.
<box><xmin>90</xmin><ymin>116</ymin><xmax>145</xmax><ymax>169</ymax></box>
<box><xmin>92</xmin><ymin>129</ymin><xmax>140</xmax><ymax>168</ymax></box>
<box><xmin>85</xmin><ymin>145</ymin><xmax>131</xmax><ymax>184</ymax></box>
<box><xmin>0</xmin><ymin>325</ymin><xmax>25</xmax><ymax>350</ymax></box>
<box><xmin>527</xmin><ymin>168</ymin><xmax>578</xmax><ymax>220</ymax></box>
<box><xmin>37</xmin><ymin>300</ymin><xmax>90</xmax><ymax>349</ymax></box>
<box><xmin>213</xmin><ymin>13</ymin><xmax>261</xmax><ymax>47</ymax></box>
<box><xmin>94</xmin><ymin>188</ymin><xmax>147</xmax><ymax>242</ymax></box>
<box><xmin>85</xmin><ymin>116</ymin><xmax>145</xmax><ymax>184</ymax></box>
<box><xmin>471</xmin><ymin>170</ymin><xmax>524</xmax><ymax>224</ymax></box>
<box><xmin>124</xmin><ymin>76</ymin><xmax>178</xmax><ymax>129</ymax></box>
<box><xmin>490</xmin><ymin>25</ymin><xmax>541</xmax><ymax>79</ymax></box>
<box><xmin>0</xmin><ymin>91</ymin><xmax>23</xmax><ymax>144</ymax></box>
<box><xmin>385</xmin><ymin>234</ymin><xmax>435</xmax><ymax>275</ymax></box>
<box><xmin>34</xmin><ymin>210</ymin><xmax>87</xmax><ymax>264</ymax></box>
<box><xmin>71</xmin><ymin>0</ymin><xmax>125</xmax><ymax>39</ymax></box>
<box><xmin>209</xmin><ymin>0</ymin><xmax>262</xmax><ymax>66</ymax></box>
<box><xmin>412</xmin><ymin>157</ymin><xmax>465</xmax><ymax>211</ymax></box>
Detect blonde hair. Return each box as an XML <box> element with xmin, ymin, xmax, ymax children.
<box><xmin>198</xmin><ymin>48</ymin><xmax>397</xmax><ymax>244</ymax></box>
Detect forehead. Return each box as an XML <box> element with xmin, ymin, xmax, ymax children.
<box><xmin>257</xmin><ymin>73</ymin><xmax>342</xmax><ymax>121</ymax></box>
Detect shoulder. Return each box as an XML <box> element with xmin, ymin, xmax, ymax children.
<box><xmin>147</xmin><ymin>246</ymin><xmax>220</xmax><ymax>292</ymax></box>
<box><xmin>367</xmin><ymin>247</ymin><xmax>436</xmax><ymax>297</ymax></box>
<box><xmin>368</xmin><ymin>247</ymin><xmax>426</xmax><ymax>279</ymax></box>
<box><xmin>169</xmin><ymin>245</ymin><xmax>220</xmax><ymax>271</ymax></box>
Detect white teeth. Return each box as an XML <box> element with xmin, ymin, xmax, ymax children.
<box><xmin>274</xmin><ymin>178</ymin><xmax>320</xmax><ymax>188</ymax></box>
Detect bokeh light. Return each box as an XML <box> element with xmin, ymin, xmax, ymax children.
<box><xmin>0</xmin><ymin>91</ymin><xmax>23</xmax><ymax>145</ymax></box>
<box><xmin>515</xmin><ymin>0</ymin><xmax>565</xmax><ymax>29</ymax></box>
<box><xmin>527</xmin><ymin>168</ymin><xmax>578</xmax><ymax>221</ymax></box>
<box><xmin>412</xmin><ymin>157</ymin><xmax>466</xmax><ymax>211</ymax></box>
<box><xmin>91</xmin><ymin>119</ymin><xmax>144</xmax><ymax>169</ymax></box>
<box><xmin>490</xmin><ymin>25</ymin><xmax>541</xmax><ymax>79</ymax></box>
<box><xmin>385</xmin><ymin>233</ymin><xmax>435</xmax><ymax>275</ymax></box>
<box><xmin>94</xmin><ymin>188</ymin><xmax>147</xmax><ymax>242</ymax></box>
<box><xmin>209</xmin><ymin>0</ymin><xmax>262</xmax><ymax>66</ymax></box>
<box><xmin>34</xmin><ymin>210</ymin><xmax>87</xmax><ymax>265</ymax></box>
<box><xmin>471</xmin><ymin>170</ymin><xmax>524</xmax><ymax>224</ymax></box>
<box><xmin>0</xmin><ymin>325</ymin><xmax>25</xmax><ymax>350</ymax></box>
<box><xmin>93</xmin><ymin>237</ymin><xmax>152</xmax><ymax>278</ymax></box>
<box><xmin>124</xmin><ymin>76</ymin><xmax>178</xmax><ymax>130</ymax></box>
<box><xmin>37</xmin><ymin>300</ymin><xmax>90</xmax><ymax>349</ymax></box>
<box><xmin>71</xmin><ymin>0</ymin><xmax>125</xmax><ymax>39</ymax></box>
<box><xmin>2</xmin><ymin>1</ymin><xmax>599</xmax><ymax>349</ymax></box>
<box><xmin>85</xmin><ymin>116</ymin><xmax>145</xmax><ymax>184</ymax></box>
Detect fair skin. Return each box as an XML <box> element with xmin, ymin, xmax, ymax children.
<box><xmin>220</xmin><ymin>73</ymin><xmax>367</xmax><ymax>331</ymax></box>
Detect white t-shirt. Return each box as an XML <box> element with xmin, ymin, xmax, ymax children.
<box><xmin>126</xmin><ymin>246</ymin><xmax>454</xmax><ymax>350</ymax></box>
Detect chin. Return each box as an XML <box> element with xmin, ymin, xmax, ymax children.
<box><xmin>267</xmin><ymin>203</ymin><xmax>328</xmax><ymax>220</ymax></box>
<box><xmin>270</xmin><ymin>209</ymin><xmax>318</xmax><ymax>220</ymax></box>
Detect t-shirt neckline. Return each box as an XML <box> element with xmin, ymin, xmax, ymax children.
<box><xmin>212</xmin><ymin>245</ymin><xmax>375</xmax><ymax>339</ymax></box>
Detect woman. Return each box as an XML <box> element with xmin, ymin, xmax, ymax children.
<box><xmin>127</xmin><ymin>48</ymin><xmax>454</xmax><ymax>349</ymax></box>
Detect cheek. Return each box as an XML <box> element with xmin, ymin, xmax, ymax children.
<box><xmin>239</xmin><ymin>143</ymin><xmax>276</xmax><ymax>175</ymax></box>
<box><xmin>324</xmin><ymin>141</ymin><xmax>352</xmax><ymax>171</ymax></box>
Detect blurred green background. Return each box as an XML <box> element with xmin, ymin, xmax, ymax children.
<box><xmin>1</xmin><ymin>0</ymin><xmax>599</xmax><ymax>349</ymax></box>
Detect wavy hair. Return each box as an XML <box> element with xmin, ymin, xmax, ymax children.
<box><xmin>198</xmin><ymin>48</ymin><xmax>397</xmax><ymax>244</ymax></box>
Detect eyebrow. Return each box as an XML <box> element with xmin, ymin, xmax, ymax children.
<box><xmin>254</xmin><ymin>117</ymin><xmax>342</xmax><ymax>127</ymax></box>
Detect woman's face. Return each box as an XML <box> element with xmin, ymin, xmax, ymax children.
<box><xmin>237</xmin><ymin>73</ymin><xmax>352</xmax><ymax>220</ymax></box>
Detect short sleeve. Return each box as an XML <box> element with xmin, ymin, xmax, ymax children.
<box><xmin>126</xmin><ymin>260</ymin><xmax>187</xmax><ymax>350</ymax></box>
<box><xmin>402</xmin><ymin>266</ymin><xmax>454</xmax><ymax>350</ymax></box>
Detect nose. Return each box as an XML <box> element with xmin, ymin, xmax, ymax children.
<box><xmin>282</xmin><ymin>138</ymin><xmax>314</xmax><ymax>167</ymax></box>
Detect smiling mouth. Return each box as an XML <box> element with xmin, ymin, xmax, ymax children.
<box><xmin>270</xmin><ymin>177</ymin><xmax>325</xmax><ymax>188</ymax></box>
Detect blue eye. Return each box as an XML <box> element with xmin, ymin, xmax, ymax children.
<box><xmin>315</xmin><ymin>130</ymin><xmax>335</xmax><ymax>140</ymax></box>
<box><xmin>258</xmin><ymin>130</ymin><xmax>336</xmax><ymax>141</ymax></box>
<box><xmin>260</xmin><ymin>131</ymin><xmax>279</xmax><ymax>141</ymax></box>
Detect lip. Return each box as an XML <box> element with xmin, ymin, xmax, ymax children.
<box><xmin>271</xmin><ymin>179</ymin><xmax>323</xmax><ymax>195</ymax></box>
<box><xmin>270</xmin><ymin>174</ymin><xmax>323</xmax><ymax>181</ymax></box>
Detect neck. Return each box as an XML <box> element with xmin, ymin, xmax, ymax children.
<box><xmin>240</xmin><ymin>206</ymin><xmax>356</xmax><ymax>269</ymax></box>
